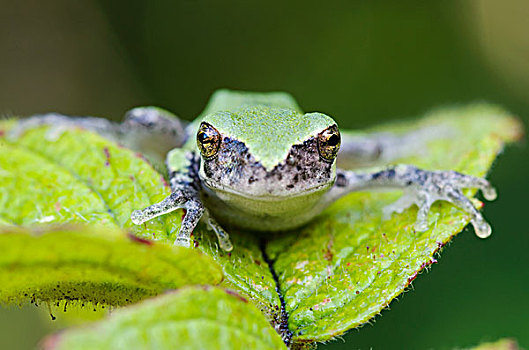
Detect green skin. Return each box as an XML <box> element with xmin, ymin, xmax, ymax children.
<box><xmin>11</xmin><ymin>89</ymin><xmax>498</xmax><ymax>251</ymax></box>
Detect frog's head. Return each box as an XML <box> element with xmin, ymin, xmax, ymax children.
<box><xmin>196</xmin><ymin>106</ymin><xmax>340</xmax><ymax>200</ymax></box>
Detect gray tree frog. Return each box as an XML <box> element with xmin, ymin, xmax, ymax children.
<box><xmin>11</xmin><ymin>89</ymin><xmax>497</xmax><ymax>251</ymax></box>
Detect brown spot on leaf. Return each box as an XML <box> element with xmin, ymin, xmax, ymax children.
<box><xmin>160</xmin><ymin>175</ymin><xmax>169</xmax><ymax>187</ymax></box>
<box><xmin>127</xmin><ymin>233</ymin><xmax>153</xmax><ymax>245</ymax></box>
<box><xmin>225</xmin><ymin>289</ymin><xmax>248</xmax><ymax>303</ymax></box>
<box><xmin>323</xmin><ymin>235</ymin><xmax>334</xmax><ymax>262</ymax></box>
<box><xmin>103</xmin><ymin>147</ymin><xmax>111</xmax><ymax>166</ymax></box>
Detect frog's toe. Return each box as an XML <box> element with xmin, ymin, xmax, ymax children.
<box><xmin>445</xmin><ymin>171</ymin><xmax>498</xmax><ymax>201</ymax></box>
<box><xmin>130</xmin><ymin>191</ymin><xmax>186</xmax><ymax>225</ymax></box>
<box><xmin>174</xmin><ymin>235</ymin><xmax>192</xmax><ymax>248</ymax></box>
<box><xmin>130</xmin><ymin>209</ymin><xmax>146</xmax><ymax>225</ymax></box>
<box><xmin>205</xmin><ymin>211</ymin><xmax>233</xmax><ymax>252</ymax></box>
<box><xmin>384</xmin><ymin>189</ymin><xmax>434</xmax><ymax>232</ymax></box>
<box><xmin>413</xmin><ymin>193</ymin><xmax>434</xmax><ymax>232</ymax></box>
<box><xmin>383</xmin><ymin>189</ymin><xmax>416</xmax><ymax>219</ymax></box>
<box><xmin>444</xmin><ymin>185</ymin><xmax>492</xmax><ymax>238</ymax></box>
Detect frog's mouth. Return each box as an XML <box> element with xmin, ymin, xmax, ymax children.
<box><xmin>201</xmin><ymin>178</ymin><xmax>332</xmax><ymax>201</ymax></box>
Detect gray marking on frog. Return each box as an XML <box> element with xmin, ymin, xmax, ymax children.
<box><xmin>202</xmin><ymin>136</ymin><xmax>333</xmax><ymax>197</ymax></box>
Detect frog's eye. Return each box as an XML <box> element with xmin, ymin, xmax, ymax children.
<box><xmin>197</xmin><ymin>122</ymin><xmax>221</xmax><ymax>159</ymax></box>
<box><xmin>317</xmin><ymin>125</ymin><xmax>341</xmax><ymax>162</ymax></box>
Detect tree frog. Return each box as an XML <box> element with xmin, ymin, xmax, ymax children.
<box><xmin>11</xmin><ymin>89</ymin><xmax>497</xmax><ymax>251</ymax></box>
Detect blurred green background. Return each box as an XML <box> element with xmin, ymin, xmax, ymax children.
<box><xmin>0</xmin><ymin>1</ymin><xmax>527</xmax><ymax>349</ymax></box>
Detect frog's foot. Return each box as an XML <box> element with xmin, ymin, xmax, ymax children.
<box><xmin>384</xmin><ymin>168</ymin><xmax>497</xmax><ymax>238</ymax></box>
<box><xmin>8</xmin><ymin>113</ymin><xmax>118</xmax><ymax>142</ymax></box>
<box><xmin>130</xmin><ymin>192</ymin><xmax>233</xmax><ymax>251</ymax></box>
<box><xmin>131</xmin><ymin>191</ymin><xmax>204</xmax><ymax>248</ymax></box>
<box><xmin>9</xmin><ymin>114</ymin><xmax>74</xmax><ymax>141</ymax></box>
<box><xmin>203</xmin><ymin>211</ymin><xmax>233</xmax><ymax>252</ymax></box>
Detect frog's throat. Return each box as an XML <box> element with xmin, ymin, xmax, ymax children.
<box><xmin>201</xmin><ymin>178</ymin><xmax>333</xmax><ymax>201</ymax></box>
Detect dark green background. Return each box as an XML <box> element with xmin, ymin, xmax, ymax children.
<box><xmin>0</xmin><ymin>1</ymin><xmax>527</xmax><ymax>349</ymax></box>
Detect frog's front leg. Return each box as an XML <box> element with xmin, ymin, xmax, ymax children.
<box><xmin>328</xmin><ymin>165</ymin><xmax>497</xmax><ymax>238</ymax></box>
<box><xmin>130</xmin><ymin>183</ymin><xmax>204</xmax><ymax>248</ymax></box>
<box><xmin>131</xmin><ymin>149</ymin><xmax>233</xmax><ymax>251</ymax></box>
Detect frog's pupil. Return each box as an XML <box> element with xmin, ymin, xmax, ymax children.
<box><xmin>327</xmin><ymin>134</ymin><xmax>339</xmax><ymax>146</ymax></box>
<box><xmin>199</xmin><ymin>132</ymin><xmax>209</xmax><ymax>143</ymax></box>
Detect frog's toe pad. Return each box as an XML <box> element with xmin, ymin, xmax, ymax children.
<box><xmin>174</xmin><ymin>236</ymin><xmax>192</xmax><ymax>248</ymax></box>
<box><xmin>205</xmin><ymin>214</ymin><xmax>233</xmax><ymax>252</ymax></box>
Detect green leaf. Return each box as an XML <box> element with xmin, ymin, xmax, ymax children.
<box><xmin>42</xmin><ymin>286</ymin><xmax>287</xmax><ymax>350</ymax></box>
<box><xmin>0</xmin><ymin>122</ymin><xmax>223</xmax><ymax>309</ymax></box>
<box><xmin>0</xmin><ymin>226</ymin><xmax>222</xmax><ymax>307</ymax></box>
<box><xmin>0</xmin><ymin>121</ymin><xmax>180</xmax><ymax>241</ymax></box>
<box><xmin>266</xmin><ymin>104</ymin><xmax>522</xmax><ymax>343</ymax></box>
<box><xmin>0</xmin><ymin>104</ymin><xmax>522</xmax><ymax>346</ymax></box>
<box><xmin>192</xmin><ymin>230</ymin><xmax>283</xmax><ymax>323</ymax></box>
<box><xmin>162</xmin><ymin>104</ymin><xmax>522</xmax><ymax>345</ymax></box>
<box><xmin>0</xmin><ymin>121</ymin><xmax>282</xmax><ymax>319</ymax></box>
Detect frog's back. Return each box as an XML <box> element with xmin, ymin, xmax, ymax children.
<box><xmin>184</xmin><ymin>89</ymin><xmax>304</xmax><ymax>152</ymax></box>
<box><xmin>200</xmin><ymin>89</ymin><xmax>302</xmax><ymax>116</ymax></box>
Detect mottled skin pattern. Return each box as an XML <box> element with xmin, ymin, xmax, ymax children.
<box><xmin>10</xmin><ymin>89</ymin><xmax>498</xmax><ymax>251</ymax></box>
<box><xmin>203</xmin><ymin>136</ymin><xmax>333</xmax><ymax>196</ymax></box>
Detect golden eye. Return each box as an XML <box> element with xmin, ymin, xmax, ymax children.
<box><xmin>197</xmin><ymin>122</ymin><xmax>221</xmax><ymax>159</ymax></box>
<box><xmin>317</xmin><ymin>125</ymin><xmax>341</xmax><ymax>162</ymax></box>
